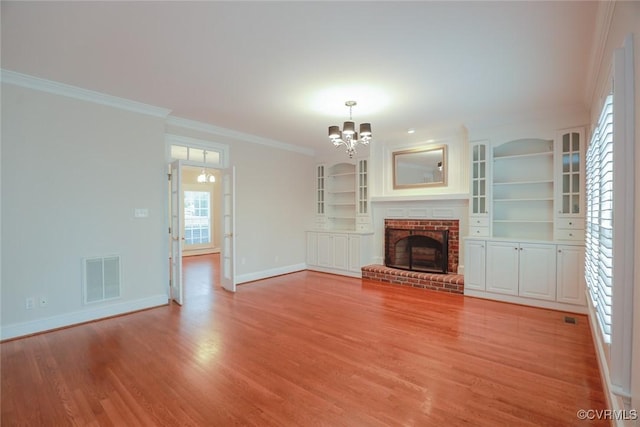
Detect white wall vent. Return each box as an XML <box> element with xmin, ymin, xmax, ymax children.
<box><xmin>83</xmin><ymin>255</ymin><xmax>121</xmax><ymax>304</ymax></box>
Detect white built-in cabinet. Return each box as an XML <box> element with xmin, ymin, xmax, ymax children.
<box><xmin>485</xmin><ymin>242</ymin><xmax>556</xmax><ymax>300</ymax></box>
<box><xmin>465</xmin><ymin>239</ymin><xmax>586</xmax><ymax>312</ymax></box>
<box><xmin>307</xmin><ymin>158</ymin><xmax>372</xmax><ymax>277</ymax></box>
<box><xmin>465</xmin><ymin>129</ymin><xmax>587</xmax><ymax>313</ymax></box>
<box><xmin>307</xmin><ymin>231</ymin><xmax>372</xmax><ymax>277</ymax></box>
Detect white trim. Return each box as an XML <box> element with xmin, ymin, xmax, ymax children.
<box><xmin>370</xmin><ymin>194</ymin><xmax>470</xmax><ymax>203</ymax></box>
<box><xmin>166</xmin><ymin>115</ymin><xmax>315</xmax><ymax>157</ymax></box>
<box><xmin>464</xmin><ymin>290</ymin><xmax>588</xmax><ymax>314</ymax></box>
<box><xmin>609</xmin><ymin>33</ymin><xmax>635</xmax><ymax>401</ymax></box>
<box><xmin>587</xmin><ymin>293</ymin><xmax>629</xmax><ymax>426</ymax></box>
<box><xmin>585</xmin><ymin>1</ymin><xmax>616</xmax><ymax>108</ymax></box>
<box><xmin>306</xmin><ymin>265</ymin><xmax>362</xmax><ymax>278</ymax></box>
<box><xmin>236</xmin><ymin>263</ymin><xmax>307</xmax><ymax>284</ymax></box>
<box><xmin>166</xmin><ymin>134</ymin><xmax>230</xmax><ymax>168</ymax></box>
<box><xmin>0</xmin><ymin>294</ymin><xmax>168</xmax><ymax>341</ymax></box>
<box><xmin>0</xmin><ymin>69</ymin><xmax>171</xmax><ymax>118</ymax></box>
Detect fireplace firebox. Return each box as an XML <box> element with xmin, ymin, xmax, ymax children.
<box><xmin>385</xmin><ymin>227</ymin><xmax>449</xmax><ymax>274</ymax></box>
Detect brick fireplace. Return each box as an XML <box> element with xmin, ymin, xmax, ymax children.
<box><xmin>362</xmin><ymin>219</ymin><xmax>464</xmax><ymax>294</ymax></box>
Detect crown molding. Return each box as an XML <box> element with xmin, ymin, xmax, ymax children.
<box><xmin>0</xmin><ymin>69</ymin><xmax>172</xmax><ymax>118</ymax></box>
<box><xmin>166</xmin><ymin>116</ymin><xmax>315</xmax><ymax>157</ymax></box>
<box><xmin>584</xmin><ymin>0</ymin><xmax>616</xmax><ymax>107</ymax></box>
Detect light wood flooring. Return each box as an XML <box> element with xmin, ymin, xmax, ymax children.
<box><xmin>1</xmin><ymin>254</ymin><xmax>608</xmax><ymax>426</ymax></box>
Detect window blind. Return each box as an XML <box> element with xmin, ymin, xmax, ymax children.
<box><xmin>585</xmin><ymin>94</ymin><xmax>613</xmax><ymax>343</ymax></box>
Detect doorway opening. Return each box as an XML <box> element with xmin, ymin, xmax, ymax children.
<box><xmin>166</xmin><ymin>136</ymin><xmax>234</xmax><ymax>305</ymax></box>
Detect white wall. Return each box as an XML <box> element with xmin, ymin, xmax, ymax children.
<box><xmin>587</xmin><ymin>1</ymin><xmax>640</xmax><ymax>417</ymax></box>
<box><xmin>1</xmin><ymin>83</ymin><xmax>169</xmax><ymax>339</ymax></box>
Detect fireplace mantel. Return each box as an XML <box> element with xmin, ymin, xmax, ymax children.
<box><xmin>371</xmin><ymin>193</ymin><xmax>469</xmax><ymax>203</ymax></box>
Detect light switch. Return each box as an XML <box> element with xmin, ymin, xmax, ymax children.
<box><xmin>134</xmin><ymin>208</ymin><xmax>149</xmax><ymax>218</ymax></box>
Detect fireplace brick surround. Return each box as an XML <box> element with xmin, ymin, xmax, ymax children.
<box><xmin>362</xmin><ymin>219</ymin><xmax>464</xmax><ymax>294</ymax></box>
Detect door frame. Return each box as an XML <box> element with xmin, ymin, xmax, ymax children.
<box><xmin>165</xmin><ymin>135</ymin><xmax>232</xmax><ymax>300</ymax></box>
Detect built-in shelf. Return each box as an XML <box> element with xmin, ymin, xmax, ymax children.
<box><xmin>493</xmin><ymin>179</ymin><xmax>554</xmax><ymax>186</ymax></box>
<box><xmin>493</xmin><ymin>151</ymin><xmax>553</xmax><ymax>161</ymax></box>
<box><xmin>314</xmin><ymin>160</ymin><xmax>370</xmax><ymax>233</ymax></box>
<box><xmin>494</xmin><ymin>198</ymin><xmax>554</xmax><ymax>202</ymax></box>
<box><xmin>491</xmin><ymin>138</ymin><xmax>555</xmax><ymax>240</ymax></box>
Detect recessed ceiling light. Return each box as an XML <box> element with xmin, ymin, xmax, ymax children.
<box><xmin>407</xmin><ymin>128</ymin><xmax>415</xmax><ymax>134</ymax></box>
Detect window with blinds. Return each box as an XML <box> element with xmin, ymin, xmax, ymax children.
<box><xmin>585</xmin><ymin>94</ymin><xmax>613</xmax><ymax>343</ymax></box>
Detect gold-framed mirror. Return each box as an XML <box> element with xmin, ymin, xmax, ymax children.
<box><xmin>393</xmin><ymin>145</ymin><xmax>447</xmax><ymax>189</ymax></box>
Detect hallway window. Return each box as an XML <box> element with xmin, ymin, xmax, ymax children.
<box><xmin>184</xmin><ymin>191</ymin><xmax>211</xmax><ymax>245</ymax></box>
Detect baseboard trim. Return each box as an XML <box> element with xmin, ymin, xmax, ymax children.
<box><xmin>1</xmin><ymin>294</ymin><xmax>169</xmax><ymax>341</ymax></box>
<box><xmin>586</xmin><ymin>295</ymin><xmax>630</xmax><ymax>426</ymax></box>
<box><xmin>236</xmin><ymin>263</ymin><xmax>307</xmax><ymax>284</ymax></box>
<box><xmin>464</xmin><ymin>289</ymin><xmax>588</xmax><ymax>314</ymax></box>
<box><xmin>306</xmin><ymin>265</ymin><xmax>362</xmax><ymax>278</ymax></box>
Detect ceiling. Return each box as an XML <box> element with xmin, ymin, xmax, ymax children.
<box><xmin>1</xmin><ymin>1</ymin><xmax>599</xmax><ymax>154</ymax></box>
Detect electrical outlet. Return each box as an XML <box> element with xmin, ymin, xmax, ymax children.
<box><xmin>25</xmin><ymin>297</ymin><xmax>35</xmax><ymax>310</ymax></box>
<box><xmin>39</xmin><ymin>296</ymin><xmax>48</xmax><ymax>307</ymax></box>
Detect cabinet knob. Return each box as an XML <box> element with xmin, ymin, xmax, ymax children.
<box><xmin>514</xmin><ymin>247</ymin><xmax>518</xmax><ymax>250</ymax></box>
<box><xmin>569</xmin><ymin>233</ymin><xmax>573</xmax><ymax>236</ymax></box>
<box><xmin>558</xmin><ymin>250</ymin><xmax>562</xmax><ymax>253</ymax></box>
<box><xmin>569</xmin><ymin>222</ymin><xmax>573</xmax><ymax>225</ymax></box>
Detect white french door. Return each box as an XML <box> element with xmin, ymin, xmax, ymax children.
<box><xmin>169</xmin><ymin>160</ymin><xmax>184</xmax><ymax>305</ymax></box>
<box><xmin>220</xmin><ymin>167</ymin><xmax>236</xmax><ymax>292</ymax></box>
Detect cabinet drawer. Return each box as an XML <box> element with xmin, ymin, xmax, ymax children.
<box><xmin>469</xmin><ymin>226</ymin><xmax>490</xmax><ymax>237</ymax></box>
<box><xmin>470</xmin><ymin>217</ymin><xmax>489</xmax><ymax>227</ymax></box>
<box><xmin>556</xmin><ymin>218</ymin><xmax>585</xmax><ymax>229</ymax></box>
<box><xmin>356</xmin><ymin>216</ymin><xmax>371</xmax><ymax>224</ymax></box>
<box><xmin>555</xmin><ymin>229</ymin><xmax>585</xmax><ymax>241</ymax></box>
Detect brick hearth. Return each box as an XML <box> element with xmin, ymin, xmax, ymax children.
<box><xmin>361</xmin><ymin>264</ymin><xmax>464</xmax><ymax>294</ymax></box>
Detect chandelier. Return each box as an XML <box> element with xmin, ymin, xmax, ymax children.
<box><xmin>328</xmin><ymin>100</ymin><xmax>372</xmax><ymax>158</ymax></box>
<box><xmin>197</xmin><ymin>150</ymin><xmax>216</xmax><ymax>183</ymax></box>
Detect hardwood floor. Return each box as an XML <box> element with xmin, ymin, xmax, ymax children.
<box><xmin>1</xmin><ymin>254</ymin><xmax>608</xmax><ymax>426</ymax></box>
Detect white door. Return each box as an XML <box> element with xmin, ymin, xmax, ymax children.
<box><xmin>486</xmin><ymin>241</ymin><xmax>519</xmax><ymax>296</ymax></box>
<box><xmin>518</xmin><ymin>243</ymin><xmax>557</xmax><ymax>301</ymax></box>
<box><xmin>221</xmin><ymin>167</ymin><xmax>236</xmax><ymax>292</ymax></box>
<box><xmin>170</xmin><ymin>160</ymin><xmax>184</xmax><ymax>305</ymax></box>
<box><xmin>332</xmin><ymin>234</ymin><xmax>349</xmax><ymax>270</ymax></box>
<box><xmin>464</xmin><ymin>240</ymin><xmax>486</xmax><ymax>291</ymax></box>
<box><xmin>556</xmin><ymin>245</ymin><xmax>586</xmax><ymax>305</ymax></box>
<box><xmin>317</xmin><ymin>233</ymin><xmax>332</xmax><ymax>267</ymax></box>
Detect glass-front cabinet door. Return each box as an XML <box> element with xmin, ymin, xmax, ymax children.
<box><xmin>357</xmin><ymin>159</ymin><xmax>368</xmax><ymax>215</ymax></box>
<box><xmin>556</xmin><ymin>129</ymin><xmax>584</xmax><ymax>216</ymax></box>
<box><xmin>471</xmin><ymin>143</ymin><xmax>488</xmax><ymax>215</ymax></box>
<box><xmin>469</xmin><ymin>141</ymin><xmax>491</xmax><ymax>237</ymax></box>
<box><xmin>554</xmin><ymin>128</ymin><xmax>585</xmax><ymax>242</ymax></box>
<box><xmin>316</xmin><ymin>165</ymin><xmax>325</xmax><ymax>215</ymax></box>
